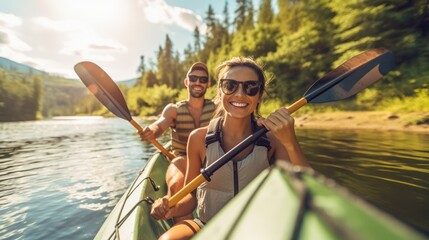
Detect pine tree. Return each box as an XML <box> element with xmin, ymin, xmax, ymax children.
<box><xmin>32</xmin><ymin>76</ymin><xmax>43</xmax><ymax>119</ymax></box>
<box><xmin>234</xmin><ymin>0</ymin><xmax>247</xmax><ymax>31</ymax></box>
<box><xmin>258</xmin><ymin>0</ymin><xmax>274</xmax><ymax>25</ymax></box>
<box><xmin>223</xmin><ymin>1</ymin><xmax>230</xmax><ymax>32</ymax></box>
<box><xmin>137</xmin><ymin>55</ymin><xmax>146</xmax><ymax>77</ymax></box>
<box><xmin>193</xmin><ymin>26</ymin><xmax>201</xmax><ymax>52</ymax></box>
<box><xmin>243</xmin><ymin>0</ymin><xmax>254</xmax><ymax>31</ymax></box>
<box><xmin>222</xmin><ymin>1</ymin><xmax>230</xmax><ymax>43</ymax></box>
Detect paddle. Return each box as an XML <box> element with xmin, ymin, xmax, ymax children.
<box><xmin>74</xmin><ymin>61</ymin><xmax>175</xmax><ymax>160</ymax></box>
<box><xmin>168</xmin><ymin>48</ymin><xmax>395</xmax><ymax>207</ymax></box>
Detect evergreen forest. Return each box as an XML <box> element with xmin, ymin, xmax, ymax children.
<box><xmin>126</xmin><ymin>0</ymin><xmax>429</xmax><ymax>117</ymax></box>
<box><xmin>1</xmin><ymin>0</ymin><xmax>428</xmax><ymax>121</ymax></box>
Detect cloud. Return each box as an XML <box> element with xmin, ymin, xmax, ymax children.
<box><xmin>60</xmin><ymin>31</ymin><xmax>127</xmax><ymax>62</ymax></box>
<box><xmin>32</xmin><ymin>17</ymin><xmax>82</xmax><ymax>32</ymax></box>
<box><xmin>0</xmin><ymin>12</ymin><xmax>22</xmax><ymax>28</ymax></box>
<box><xmin>0</xmin><ymin>12</ymin><xmax>31</xmax><ymax>52</ymax></box>
<box><xmin>139</xmin><ymin>0</ymin><xmax>206</xmax><ymax>34</ymax></box>
<box><xmin>31</xmin><ymin>17</ymin><xmax>127</xmax><ymax>61</ymax></box>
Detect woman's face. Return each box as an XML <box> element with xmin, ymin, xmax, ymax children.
<box><xmin>220</xmin><ymin>66</ymin><xmax>262</xmax><ymax>119</ymax></box>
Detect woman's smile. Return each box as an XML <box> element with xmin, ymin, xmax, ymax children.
<box><xmin>229</xmin><ymin>101</ymin><xmax>249</xmax><ymax>108</ymax></box>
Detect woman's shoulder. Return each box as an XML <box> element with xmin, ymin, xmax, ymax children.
<box><xmin>188</xmin><ymin>127</ymin><xmax>209</xmax><ymax>158</ymax></box>
<box><xmin>189</xmin><ymin>126</ymin><xmax>209</xmax><ymax>141</ymax></box>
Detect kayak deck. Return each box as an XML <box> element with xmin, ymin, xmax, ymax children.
<box><xmin>194</xmin><ymin>161</ymin><xmax>425</xmax><ymax>240</ymax></box>
<box><xmin>95</xmin><ymin>149</ymin><xmax>425</xmax><ymax>239</ymax></box>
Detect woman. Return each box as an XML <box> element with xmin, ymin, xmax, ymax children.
<box><xmin>151</xmin><ymin>57</ymin><xmax>309</xmax><ymax>240</ymax></box>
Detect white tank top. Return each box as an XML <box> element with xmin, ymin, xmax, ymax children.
<box><xmin>196</xmin><ymin>118</ymin><xmax>270</xmax><ymax>223</ymax></box>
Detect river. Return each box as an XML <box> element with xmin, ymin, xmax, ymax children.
<box><xmin>0</xmin><ymin>117</ymin><xmax>428</xmax><ymax>239</ymax></box>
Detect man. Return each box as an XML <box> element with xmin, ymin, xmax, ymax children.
<box><xmin>139</xmin><ymin>62</ymin><xmax>215</xmax><ymax>220</ymax></box>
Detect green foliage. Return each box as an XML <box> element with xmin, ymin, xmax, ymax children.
<box><xmin>260</xmin><ymin>98</ymin><xmax>282</xmax><ymax>117</ymax></box>
<box><xmin>74</xmin><ymin>93</ymin><xmax>103</xmax><ymax>114</ymax></box>
<box><xmin>120</xmin><ymin>0</ymin><xmax>429</xmax><ymax>117</ymax></box>
<box><xmin>0</xmin><ymin>67</ymin><xmax>86</xmax><ymax>121</ymax></box>
<box><xmin>127</xmin><ymin>84</ymin><xmax>179</xmax><ymax>116</ymax></box>
<box><xmin>379</xmin><ymin>88</ymin><xmax>429</xmax><ymax>112</ymax></box>
<box><xmin>258</xmin><ymin>0</ymin><xmax>274</xmax><ymax>25</ymax></box>
<box><xmin>4</xmin><ymin>0</ymin><xmax>428</xmax><ymax>121</ymax></box>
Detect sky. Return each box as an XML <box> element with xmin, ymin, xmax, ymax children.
<box><xmin>0</xmin><ymin>0</ymin><xmax>259</xmax><ymax>81</ymax></box>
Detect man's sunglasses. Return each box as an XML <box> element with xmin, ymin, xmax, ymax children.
<box><xmin>219</xmin><ymin>79</ymin><xmax>261</xmax><ymax>96</ymax></box>
<box><xmin>188</xmin><ymin>75</ymin><xmax>209</xmax><ymax>84</ymax></box>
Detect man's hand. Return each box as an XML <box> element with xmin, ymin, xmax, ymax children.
<box><xmin>138</xmin><ymin>126</ymin><xmax>155</xmax><ymax>141</ymax></box>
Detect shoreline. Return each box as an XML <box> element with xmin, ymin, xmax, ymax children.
<box><xmin>294</xmin><ymin>111</ymin><xmax>429</xmax><ymax>134</ymax></box>
<box><xmin>139</xmin><ymin>111</ymin><xmax>429</xmax><ymax>134</ymax></box>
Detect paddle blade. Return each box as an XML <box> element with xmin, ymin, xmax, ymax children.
<box><xmin>304</xmin><ymin>49</ymin><xmax>395</xmax><ymax>103</ymax></box>
<box><xmin>74</xmin><ymin>61</ymin><xmax>132</xmax><ymax>120</ymax></box>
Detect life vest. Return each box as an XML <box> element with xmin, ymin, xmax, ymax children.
<box><xmin>196</xmin><ymin>117</ymin><xmax>271</xmax><ymax>223</ymax></box>
<box><xmin>171</xmin><ymin>99</ymin><xmax>215</xmax><ymax>156</ymax></box>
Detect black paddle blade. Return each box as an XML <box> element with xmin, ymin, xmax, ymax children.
<box><xmin>304</xmin><ymin>48</ymin><xmax>395</xmax><ymax>103</ymax></box>
<box><xmin>74</xmin><ymin>61</ymin><xmax>132</xmax><ymax>121</ymax></box>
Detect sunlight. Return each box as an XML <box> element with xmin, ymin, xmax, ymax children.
<box><xmin>45</xmin><ymin>0</ymin><xmax>129</xmax><ymax>25</ymax></box>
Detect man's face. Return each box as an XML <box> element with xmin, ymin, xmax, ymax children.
<box><xmin>186</xmin><ymin>69</ymin><xmax>210</xmax><ymax>98</ymax></box>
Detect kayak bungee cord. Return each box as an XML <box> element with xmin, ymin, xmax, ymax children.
<box><xmin>220</xmin><ymin>162</ymin><xmax>365</xmax><ymax>240</ymax></box>
<box><xmin>286</xmin><ymin>166</ymin><xmax>358</xmax><ymax>240</ymax></box>
<box><xmin>108</xmin><ymin>167</ymin><xmax>162</xmax><ymax>240</ymax></box>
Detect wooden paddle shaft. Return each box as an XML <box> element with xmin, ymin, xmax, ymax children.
<box><xmin>129</xmin><ymin>119</ymin><xmax>175</xmax><ymax>160</ymax></box>
<box><xmin>288</xmin><ymin>98</ymin><xmax>308</xmax><ymax>114</ymax></box>
<box><xmin>167</xmin><ymin>97</ymin><xmax>309</xmax><ymax>208</ymax></box>
<box><xmin>168</xmin><ymin>174</ymin><xmax>206</xmax><ymax>207</ymax></box>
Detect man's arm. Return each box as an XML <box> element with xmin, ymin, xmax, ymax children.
<box><xmin>139</xmin><ymin>103</ymin><xmax>177</xmax><ymax>141</ymax></box>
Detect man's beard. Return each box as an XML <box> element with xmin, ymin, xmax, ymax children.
<box><xmin>190</xmin><ymin>88</ymin><xmax>206</xmax><ymax>98</ymax></box>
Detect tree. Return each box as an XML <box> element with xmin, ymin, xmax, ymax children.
<box><xmin>262</xmin><ymin>0</ymin><xmax>336</xmax><ymax>102</ymax></box>
<box><xmin>258</xmin><ymin>0</ymin><xmax>274</xmax><ymax>25</ymax></box>
<box><xmin>193</xmin><ymin>26</ymin><xmax>201</xmax><ymax>52</ymax></box>
<box><xmin>223</xmin><ymin>1</ymin><xmax>230</xmax><ymax>33</ymax></box>
<box><xmin>234</xmin><ymin>0</ymin><xmax>247</xmax><ymax>31</ymax></box>
<box><xmin>243</xmin><ymin>0</ymin><xmax>254</xmax><ymax>31</ymax></box>
<box><xmin>31</xmin><ymin>76</ymin><xmax>43</xmax><ymax>119</ymax></box>
<box><xmin>137</xmin><ymin>55</ymin><xmax>146</xmax><ymax>77</ymax></box>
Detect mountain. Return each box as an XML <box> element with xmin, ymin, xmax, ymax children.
<box><xmin>0</xmin><ymin>57</ymin><xmax>47</xmax><ymax>75</ymax></box>
<box><xmin>0</xmin><ymin>57</ymin><xmax>137</xmax><ymax>84</ymax></box>
<box><xmin>117</xmin><ymin>77</ymin><xmax>137</xmax><ymax>87</ymax></box>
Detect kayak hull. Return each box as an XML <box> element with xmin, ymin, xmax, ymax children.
<box><xmin>194</xmin><ymin>161</ymin><xmax>425</xmax><ymax>240</ymax></box>
<box><xmin>94</xmin><ymin>147</ymin><xmax>172</xmax><ymax>240</ymax></box>
<box><xmin>95</xmin><ymin>149</ymin><xmax>424</xmax><ymax>239</ymax></box>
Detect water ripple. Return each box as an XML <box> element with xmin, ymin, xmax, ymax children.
<box><xmin>0</xmin><ymin>119</ymin><xmax>427</xmax><ymax>239</ymax></box>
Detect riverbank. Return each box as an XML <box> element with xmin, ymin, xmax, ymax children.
<box><xmin>140</xmin><ymin>111</ymin><xmax>429</xmax><ymax>134</ymax></box>
<box><xmin>294</xmin><ymin>111</ymin><xmax>429</xmax><ymax>134</ymax></box>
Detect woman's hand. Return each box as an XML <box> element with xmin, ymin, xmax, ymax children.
<box><xmin>150</xmin><ymin>196</ymin><xmax>173</xmax><ymax>220</ymax></box>
<box><xmin>257</xmin><ymin>107</ymin><xmax>296</xmax><ymax>143</ymax></box>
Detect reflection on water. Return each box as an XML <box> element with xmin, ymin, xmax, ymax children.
<box><xmin>0</xmin><ymin>117</ymin><xmax>167</xmax><ymax>240</ymax></box>
<box><xmin>0</xmin><ymin>118</ymin><xmax>427</xmax><ymax>239</ymax></box>
<box><xmin>298</xmin><ymin>129</ymin><xmax>429</xmax><ymax>235</ymax></box>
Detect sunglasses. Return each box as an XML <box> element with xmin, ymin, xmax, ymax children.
<box><xmin>219</xmin><ymin>79</ymin><xmax>261</xmax><ymax>96</ymax></box>
<box><xmin>188</xmin><ymin>75</ymin><xmax>209</xmax><ymax>84</ymax></box>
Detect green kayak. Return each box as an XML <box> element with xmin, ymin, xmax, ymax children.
<box><xmin>95</xmin><ymin>147</ymin><xmax>424</xmax><ymax>240</ymax></box>
<box><xmin>94</xmin><ymin>146</ymin><xmax>172</xmax><ymax>240</ymax></box>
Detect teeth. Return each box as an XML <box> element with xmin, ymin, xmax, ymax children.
<box><xmin>231</xmin><ymin>102</ymin><xmax>248</xmax><ymax>107</ymax></box>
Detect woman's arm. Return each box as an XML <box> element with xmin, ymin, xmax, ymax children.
<box><xmin>153</xmin><ymin>127</ymin><xmax>207</xmax><ymax>220</ymax></box>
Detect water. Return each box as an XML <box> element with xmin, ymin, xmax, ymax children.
<box><xmin>0</xmin><ymin>117</ymin><xmax>428</xmax><ymax>239</ymax></box>
<box><xmin>0</xmin><ymin>117</ymin><xmax>165</xmax><ymax>239</ymax></box>
<box><xmin>298</xmin><ymin>129</ymin><xmax>429</xmax><ymax>235</ymax></box>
